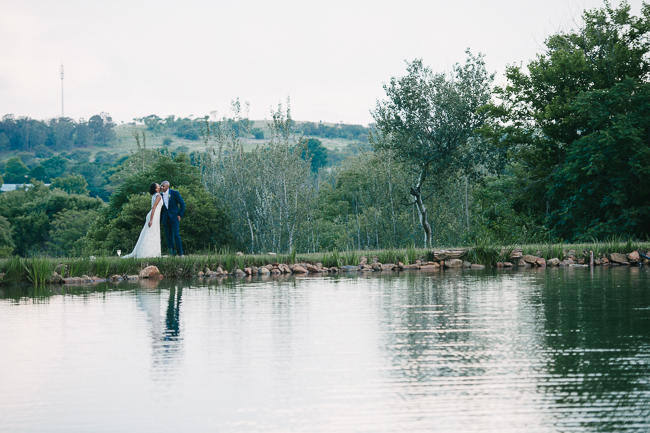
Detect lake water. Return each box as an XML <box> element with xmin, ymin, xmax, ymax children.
<box><xmin>1</xmin><ymin>268</ymin><xmax>649</xmax><ymax>432</ymax></box>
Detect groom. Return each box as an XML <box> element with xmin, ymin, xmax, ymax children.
<box><xmin>160</xmin><ymin>181</ymin><xmax>186</xmax><ymax>256</ymax></box>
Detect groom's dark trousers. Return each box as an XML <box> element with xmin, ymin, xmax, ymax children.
<box><xmin>161</xmin><ymin>189</ymin><xmax>186</xmax><ymax>256</ymax></box>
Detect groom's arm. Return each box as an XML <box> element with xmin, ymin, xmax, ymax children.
<box><xmin>176</xmin><ymin>191</ymin><xmax>186</xmax><ymax>218</ymax></box>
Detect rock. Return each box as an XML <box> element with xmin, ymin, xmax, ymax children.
<box><xmin>259</xmin><ymin>267</ymin><xmax>271</xmax><ymax>275</ymax></box>
<box><xmin>503</xmin><ymin>262</ymin><xmax>514</xmax><ymax>267</ymax></box>
<box><xmin>523</xmin><ymin>255</ymin><xmax>539</xmax><ymax>265</ymax></box>
<box><xmin>419</xmin><ymin>264</ymin><xmax>440</xmax><ymax>272</ymax></box>
<box><xmin>339</xmin><ymin>265</ymin><xmax>358</xmax><ymax>272</ymax></box>
<box><xmin>234</xmin><ymin>268</ymin><xmax>246</xmax><ymax>277</ymax></box>
<box><xmin>470</xmin><ymin>264</ymin><xmax>486</xmax><ymax>270</ymax></box>
<box><xmin>243</xmin><ymin>267</ymin><xmax>252</xmax><ymax>275</ymax></box>
<box><xmin>359</xmin><ymin>264</ymin><xmax>373</xmax><ymax>272</ymax></box>
<box><xmin>578</xmin><ymin>258</ymin><xmax>586</xmax><ymax>264</ymax></box>
<box><xmin>401</xmin><ymin>264</ymin><xmax>420</xmax><ymax>270</ymax></box>
<box><xmin>305</xmin><ymin>263</ymin><xmax>321</xmax><ymax>273</ymax></box>
<box><xmin>609</xmin><ymin>253</ymin><xmax>629</xmax><ymax>265</ymax></box>
<box><xmin>371</xmin><ymin>257</ymin><xmax>379</xmax><ymax>264</ymax></box>
<box><xmin>110</xmin><ymin>274</ymin><xmax>122</xmax><ymax>282</ymax></box>
<box><xmin>49</xmin><ymin>271</ymin><xmax>64</xmax><ymax>284</ymax></box>
<box><xmin>381</xmin><ymin>263</ymin><xmax>397</xmax><ymax>271</ymax></box>
<box><xmin>197</xmin><ymin>271</ymin><xmax>204</xmax><ymax>277</ymax></box>
<box><xmin>535</xmin><ymin>257</ymin><xmax>547</xmax><ymax>267</ymax></box>
<box><xmin>63</xmin><ymin>277</ymin><xmax>82</xmax><ymax>284</ymax></box>
<box><xmin>445</xmin><ymin>259</ymin><xmax>464</xmax><ymax>268</ymax></box>
<box><xmin>463</xmin><ymin>261</ymin><xmax>472</xmax><ymax>268</ymax></box>
<box><xmin>292</xmin><ymin>264</ymin><xmax>308</xmax><ymax>274</ymax></box>
<box><xmin>265</xmin><ymin>264</ymin><xmax>274</xmax><ymax>271</ymax></box>
<box><xmin>329</xmin><ymin>267</ymin><xmax>339</xmax><ymax>273</ymax></box>
<box><xmin>371</xmin><ymin>263</ymin><xmax>382</xmax><ymax>271</ymax></box>
<box><xmin>509</xmin><ymin>249</ymin><xmax>523</xmax><ymax>260</ymax></box>
<box><xmin>279</xmin><ymin>264</ymin><xmax>291</xmax><ymax>274</ymax></box>
<box><xmin>433</xmin><ymin>249</ymin><xmax>466</xmax><ymax>260</ymax></box>
<box><xmin>547</xmin><ymin>258</ymin><xmax>560</xmax><ymax>266</ymax></box>
<box><xmin>126</xmin><ymin>275</ymin><xmax>139</xmax><ymax>281</ymax></box>
<box><xmin>236</xmin><ymin>251</ymin><xmax>244</xmax><ymax>256</ymax></box>
<box><xmin>139</xmin><ymin>266</ymin><xmax>161</xmax><ymax>279</ymax></box>
<box><xmin>627</xmin><ymin>251</ymin><xmax>641</xmax><ymax>263</ymax></box>
<box><xmin>359</xmin><ymin>256</ymin><xmax>368</xmax><ymax>265</ymax></box>
<box><xmin>601</xmin><ymin>257</ymin><xmax>609</xmax><ymax>264</ymax></box>
<box><xmin>271</xmin><ymin>268</ymin><xmax>281</xmax><ymax>275</ymax></box>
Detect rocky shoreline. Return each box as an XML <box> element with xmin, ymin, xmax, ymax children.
<box><xmin>49</xmin><ymin>248</ymin><xmax>649</xmax><ymax>285</ymax></box>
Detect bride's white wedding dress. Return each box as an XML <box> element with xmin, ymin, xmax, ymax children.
<box><xmin>123</xmin><ymin>193</ymin><xmax>162</xmax><ymax>258</ymax></box>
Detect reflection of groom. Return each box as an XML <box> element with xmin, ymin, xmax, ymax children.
<box><xmin>160</xmin><ymin>181</ymin><xmax>186</xmax><ymax>256</ymax></box>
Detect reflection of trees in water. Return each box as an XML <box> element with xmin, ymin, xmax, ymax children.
<box><xmin>378</xmin><ymin>272</ymin><xmax>490</xmax><ymax>382</ymax></box>
<box><xmin>540</xmin><ymin>268</ymin><xmax>650</xmax><ymax>428</ymax></box>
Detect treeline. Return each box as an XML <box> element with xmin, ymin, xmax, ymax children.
<box><xmin>137</xmin><ymin>114</ymin><xmax>369</xmax><ymax>142</ymax></box>
<box><xmin>296</xmin><ymin>122</ymin><xmax>369</xmax><ymax>142</ymax></box>
<box><xmin>0</xmin><ymin>1</ymin><xmax>647</xmax><ymax>259</ymax></box>
<box><xmin>0</xmin><ymin>113</ymin><xmax>116</xmax><ymax>152</ymax></box>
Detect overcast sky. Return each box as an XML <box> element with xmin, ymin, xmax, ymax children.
<box><xmin>0</xmin><ymin>0</ymin><xmax>643</xmax><ymax>125</ymax></box>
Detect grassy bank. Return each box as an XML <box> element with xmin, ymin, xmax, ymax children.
<box><xmin>1</xmin><ymin>241</ymin><xmax>648</xmax><ymax>287</ymax></box>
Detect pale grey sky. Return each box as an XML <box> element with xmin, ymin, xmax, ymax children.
<box><xmin>0</xmin><ymin>0</ymin><xmax>643</xmax><ymax>125</ymax></box>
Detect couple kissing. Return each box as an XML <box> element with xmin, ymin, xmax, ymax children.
<box><xmin>122</xmin><ymin>180</ymin><xmax>186</xmax><ymax>258</ymax></box>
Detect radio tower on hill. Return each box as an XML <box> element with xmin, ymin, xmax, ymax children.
<box><xmin>60</xmin><ymin>64</ymin><xmax>64</xmax><ymax>117</ymax></box>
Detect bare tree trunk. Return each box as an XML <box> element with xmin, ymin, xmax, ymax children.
<box><xmin>410</xmin><ymin>165</ymin><xmax>432</xmax><ymax>248</ymax></box>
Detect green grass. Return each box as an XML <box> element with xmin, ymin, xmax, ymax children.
<box><xmin>1</xmin><ymin>241</ymin><xmax>647</xmax><ymax>284</ymax></box>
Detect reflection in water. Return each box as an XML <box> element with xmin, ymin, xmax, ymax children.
<box><xmin>0</xmin><ymin>269</ymin><xmax>649</xmax><ymax>433</ymax></box>
<box><xmin>541</xmin><ymin>268</ymin><xmax>650</xmax><ymax>431</ymax></box>
<box><xmin>136</xmin><ymin>285</ymin><xmax>183</xmax><ymax>375</ymax></box>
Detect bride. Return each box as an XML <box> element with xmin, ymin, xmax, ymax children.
<box><xmin>122</xmin><ymin>183</ymin><xmax>163</xmax><ymax>258</ymax></box>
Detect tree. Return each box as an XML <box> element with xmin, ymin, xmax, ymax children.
<box><xmin>3</xmin><ymin>157</ymin><xmax>29</xmax><ymax>183</ymax></box>
<box><xmin>301</xmin><ymin>138</ymin><xmax>328</xmax><ymax>172</ymax></box>
<box><xmin>0</xmin><ymin>215</ymin><xmax>14</xmax><ymax>257</ymax></box>
<box><xmin>0</xmin><ymin>182</ymin><xmax>104</xmax><ymax>256</ymax></box>
<box><xmin>47</xmin><ymin>209</ymin><xmax>99</xmax><ymax>256</ymax></box>
<box><xmin>372</xmin><ymin>51</ymin><xmax>493</xmax><ymax>247</ymax></box>
<box><xmin>51</xmin><ymin>174</ymin><xmax>89</xmax><ymax>195</ymax></box>
<box><xmin>485</xmin><ymin>1</ymin><xmax>650</xmax><ymax>240</ymax></box>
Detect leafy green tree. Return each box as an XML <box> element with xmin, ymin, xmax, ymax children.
<box><xmin>51</xmin><ymin>174</ymin><xmax>89</xmax><ymax>195</ymax></box>
<box><xmin>372</xmin><ymin>51</ymin><xmax>493</xmax><ymax>247</ymax></box>
<box><xmin>300</xmin><ymin>138</ymin><xmax>328</xmax><ymax>172</ymax></box>
<box><xmin>4</xmin><ymin>157</ymin><xmax>29</xmax><ymax>183</ymax></box>
<box><xmin>47</xmin><ymin>209</ymin><xmax>100</xmax><ymax>256</ymax></box>
<box><xmin>0</xmin><ymin>182</ymin><xmax>104</xmax><ymax>256</ymax></box>
<box><xmin>485</xmin><ymin>1</ymin><xmax>650</xmax><ymax>240</ymax></box>
<box><xmin>0</xmin><ymin>215</ymin><xmax>14</xmax><ymax>257</ymax></box>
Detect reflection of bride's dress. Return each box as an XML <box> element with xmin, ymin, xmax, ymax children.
<box><xmin>123</xmin><ymin>193</ymin><xmax>162</xmax><ymax>258</ymax></box>
<box><xmin>136</xmin><ymin>287</ymin><xmax>183</xmax><ymax>371</ymax></box>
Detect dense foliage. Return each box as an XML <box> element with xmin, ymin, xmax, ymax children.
<box><xmin>0</xmin><ymin>182</ymin><xmax>105</xmax><ymax>256</ymax></box>
<box><xmin>484</xmin><ymin>1</ymin><xmax>650</xmax><ymax>240</ymax></box>
<box><xmin>0</xmin><ymin>113</ymin><xmax>116</xmax><ymax>152</ymax></box>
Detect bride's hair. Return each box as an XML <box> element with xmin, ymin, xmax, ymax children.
<box><xmin>149</xmin><ymin>183</ymin><xmax>158</xmax><ymax>195</ymax></box>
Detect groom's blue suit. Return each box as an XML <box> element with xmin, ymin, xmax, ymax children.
<box><xmin>161</xmin><ymin>188</ymin><xmax>186</xmax><ymax>256</ymax></box>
